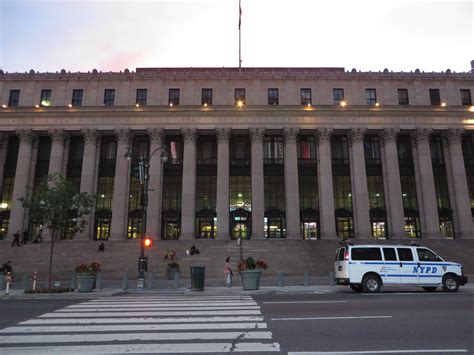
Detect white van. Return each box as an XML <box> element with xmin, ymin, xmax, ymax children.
<box><xmin>334</xmin><ymin>243</ymin><xmax>468</xmax><ymax>293</ymax></box>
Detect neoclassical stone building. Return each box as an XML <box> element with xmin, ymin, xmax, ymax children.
<box><xmin>0</xmin><ymin>65</ymin><xmax>473</xmax><ymax>245</ymax></box>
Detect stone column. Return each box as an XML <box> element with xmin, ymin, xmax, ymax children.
<box><xmin>0</xmin><ymin>134</ymin><xmax>8</xmax><ymax>198</ymax></box>
<box><xmin>47</xmin><ymin>129</ymin><xmax>67</xmax><ymax>176</ymax></box>
<box><xmin>283</xmin><ymin>128</ymin><xmax>300</xmax><ymax>239</ymax></box>
<box><xmin>9</xmin><ymin>130</ymin><xmax>34</xmax><ymax>236</ymax></box>
<box><xmin>180</xmin><ymin>128</ymin><xmax>197</xmax><ymax>239</ymax></box>
<box><xmin>250</xmin><ymin>127</ymin><xmax>265</xmax><ymax>238</ymax></box>
<box><xmin>216</xmin><ymin>128</ymin><xmax>230</xmax><ymax>239</ymax></box>
<box><xmin>78</xmin><ymin>129</ymin><xmax>100</xmax><ymax>239</ymax></box>
<box><xmin>316</xmin><ymin>128</ymin><xmax>336</xmax><ymax>238</ymax></box>
<box><xmin>413</xmin><ymin>128</ymin><xmax>440</xmax><ymax>238</ymax></box>
<box><xmin>146</xmin><ymin>128</ymin><xmax>165</xmax><ymax>239</ymax></box>
<box><xmin>349</xmin><ymin>128</ymin><xmax>371</xmax><ymax>238</ymax></box>
<box><xmin>446</xmin><ymin>129</ymin><xmax>473</xmax><ymax>238</ymax></box>
<box><xmin>381</xmin><ymin>128</ymin><xmax>406</xmax><ymax>239</ymax></box>
<box><xmin>110</xmin><ymin>129</ymin><xmax>131</xmax><ymax>240</ymax></box>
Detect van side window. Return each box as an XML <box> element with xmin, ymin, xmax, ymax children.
<box><xmin>397</xmin><ymin>248</ymin><xmax>414</xmax><ymax>261</ymax></box>
<box><xmin>417</xmin><ymin>248</ymin><xmax>440</xmax><ymax>262</ymax></box>
<box><xmin>336</xmin><ymin>248</ymin><xmax>346</xmax><ymax>261</ymax></box>
<box><xmin>383</xmin><ymin>248</ymin><xmax>397</xmax><ymax>261</ymax></box>
<box><xmin>351</xmin><ymin>247</ymin><xmax>382</xmax><ymax>261</ymax></box>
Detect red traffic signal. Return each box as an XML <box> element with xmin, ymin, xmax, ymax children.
<box><xmin>143</xmin><ymin>237</ymin><xmax>153</xmax><ymax>249</ymax></box>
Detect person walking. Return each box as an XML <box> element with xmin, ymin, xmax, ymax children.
<box><xmin>21</xmin><ymin>230</ymin><xmax>29</xmax><ymax>244</ymax></box>
<box><xmin>224</xmin><ymin>256</ymin><xmax>233</xmax><ymax>288</ymax></box>
<box><xmin>0</xmin><ymin>261</ymin><xmax>12</xmax><ymax>275</ymax></box>
<box><xmin>11</xmin><ymin>231</ymin><xmax>20</xmax><ymax>247</ymax></box>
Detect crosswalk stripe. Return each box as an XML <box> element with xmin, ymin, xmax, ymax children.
<box><xmin>66</xmin><ymin>301</ymin><xmax>258</xmax><ymax>307</ymax></box>
<box><xmin>0</xmin><ymin>342</ymin><xmax>281</xmax><ymax>353</ymax></box>
<box><xmin>0</xmin><ymin>322</ymin><xmax>268</xmax><ymax>333</ymax></box>
<box><xmin>20</xmin><ymin>316</ymin><xmax>265</xmax><ymax>324</ymax></box>
<box><xmin>56</xmin><ymin>306</ymin><xmax>260</xmax><ymax>312</ymax></box>
<box><xmin>92</xmin><ymin>296</ymin><xmax>253</xmax><ymax>302</ymax></box>
<box><xmin>39</xmin><ymin>309</ymin><xmax>262</xmax><ymax>317</ymax></box>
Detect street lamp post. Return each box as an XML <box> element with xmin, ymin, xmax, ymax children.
<box><xmin>125</xmin><ymin>145</ymin><xmax>168</xmax><ymax>288</ymax></box>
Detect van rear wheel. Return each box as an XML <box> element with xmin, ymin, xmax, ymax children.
<box><xmin>350</xmin><ymin>284</ymin><xmax>363</xmax><ymax>292</ymax></box>
<box><xmin>422</xmin><ymin>287</ymin><xmax>437</xmax><ymax>292</ymax></box>
<box><xmin>362</xmin><ymin>274</ymin><xmax>381</xmax><ymax>293</ymax></box>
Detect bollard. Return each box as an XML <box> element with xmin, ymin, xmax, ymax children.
<box><xmin>5</xmin><ymin>272</ymin><xmax>11</xmax><ymax>294</ymax></box>
<box><xmin>277</xmin><ymin>273</ymin><xmax>283</xmax><ymax>287</ymax></box>
<box><xmin>96</xmin><ymin>273</ymin><xmax>102</xmax><ymax>290</ymax></box>
<box><xmin>21</xmin><ymin>274</ymin><xmax>28</xmax><ymax>290</ymax></box>
<box><xmin>329</xmin><ymin>271</ymin><xmax>335</xmax><ymax>286</ymax></box>
<box><xmin>174</xmin><ymin>271</ymin><xmax>180</xmax><ymax>288</ymax></box>
<box><xmin>70</xmin><ymin>274</ymin><xmax>77</xmax><ymax>289</ymax></box>
<box><xmin>0</xmin><ymin>274</ymin><xmax>5</xmax><ymax>292</ymax></box>
<box><xmin>304</xmin><ymin>271</ymin><xmax>309</xmax><ymax>287</ymax></box>
<box><xmin>147</xmin><ymin>273</ymin><xmax>153</xmax><ymax>289</ymax></box>
<box><xmin>32</xmin><ymin>272</ymin><xmax>37</xmax><ymax>291</ymax></box>
<box><xmin>122</xmin><ymin>273</ymin><xmax>128</xmax><ymax>290</ymax></box>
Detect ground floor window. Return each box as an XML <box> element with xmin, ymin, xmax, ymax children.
<box><xmin>230</xmin><ymin>208</ymin><xmax>251</xmax><ymax>240</ymax></box>
<box><xmin>94</xmin><ymin>209</ymin><xmax>111</xmax><ymax>240</ymax></box>
<box><xmin>127</xmin><ymin>210</ymin><xmax>143</xmax><ymax>239</ymax></box>
<box><xmin>195</xmin><ymin>209</ymin><xmax>216</xmax><ymax>239</ymax></box>
<box><xmin>370</xmin><ymin>208</ymin><xmax>387</xmax><ymax>239</ymax></box>
<box><xmin>300</xmin><ymin>208</ymin><xmax>319</xmax><ymax>240</ymax></box>
<box><xmin>162</xmin><ymin>209</ymin><xmax>180</xmax><ymax>240</ymax></box>
<box><xmin>404</xmin><ymin>209</ymin><xmax>420</xmax><ymax>238</ymax></box>
<box><xmin>335</xmin><ymin>208</ymin><xmax>353</xmax><ymax>238</ymax></box>
<box><xmin>264</xmin><ymin>209</ymin><xmax>286</xmax><ymax>238</ymax></box>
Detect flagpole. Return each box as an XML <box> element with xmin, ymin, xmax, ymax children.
<box><xmin>239</xmin><ymin>0</ymin><xmax>242</xmax><ymax>72</ymax></box>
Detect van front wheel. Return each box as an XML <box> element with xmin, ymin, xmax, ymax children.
<box><xmin>350</xmin><ymin>284</ymin><xmax>363</xmax><ymax>292</ymax></box>
<box><xmin>362</xmin><ymin>274</ymin><xmax>381</xmax><ymax>293</ymax></box>
<box><xmin>442</xmin><ymin>274</ymin><xmax>459</xmax><ymax>292</ymax></box>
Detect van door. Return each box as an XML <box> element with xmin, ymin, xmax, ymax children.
<box><xmin>381</xmin><ymin>247</ymin><xmax>400</xmax><ymax>284</ymax></box>
<box><xmin>396</xmin><ymin>247</ymin><xmax>417</xmax><ymax>284</ymax></box>
<box><xmin>415</xmin><ymin>247</ymin><xmax>443</xmax><ymax>285</ymax></box>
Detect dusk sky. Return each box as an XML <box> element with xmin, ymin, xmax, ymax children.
<box><xmin>0</xmin><ymin>0</ymin><xmax>473</xmax><ymax>73</ymax></box>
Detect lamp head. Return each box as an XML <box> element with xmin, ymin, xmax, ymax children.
<box><xmin>124</xmin><ymin>147</ymin><xmax>133</xmax><ymax>161</ymax></box>
<box><xmin>161</xmin><ymin>146</ymin><xmax>169</xmax><ymax>163</ymax></box>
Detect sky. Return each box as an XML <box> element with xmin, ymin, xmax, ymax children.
<box><xmin>0</xmin><ymin>0</ymin><xmax>473</xmax><ymax>73</ymax></box>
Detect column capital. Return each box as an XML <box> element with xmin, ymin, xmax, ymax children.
<box><xmin>249</xmin><ymin>127</ymin><xmax>265</xmax><ymax>142</ymax></box>
<box><xmin>216</xmin><ymin>128</ymin><xmax>231</xmax><ymax>142</ymax></box>
<box><xmin>114</xmin><ymin>128</ymin><xmax>132</xmax><ymax>144</ymax></box>
<box><xmin>446</xmin><ymin>128</ymin><xmax>465</xmax><ymax>144</ymax></box>
<box><xmin>348</xmin><ymin>128</ymin><xmax>366</xmax><ymax>144</ymax></box>
<box><xmin>182</xmin><ymin>128</ymin><xmax>197</xmax><ymax>144</ymax></box>
<box><xmin>147</xmin><ymin>128</ymin><xmax>165</xmax><ymax>145</ymax></box>
<box><xmin>81</xmin><ymin>129</ymin><xmax>100</xmax><ymax>144</ymax></box>
<box><xmin>413</xmin><ymin>128</ymin><xmax>433</xmax><ymax>144</ymax></box>
<box><xmin>16</xmin><ymin>129</ymin><xmax>34</xmax><ymax>143</ymax></box>
<box><xmin>283</xmin><ymin>128</ymin><xmax>298</xmax><ymax>143</ymax></box>
<box><xmin>315</xmin><ymin>127</ymin><xmax>332</xmax><ymax>144</ymax></box>
<box><xmin>48</xmin><ymin>129</ymin><xmax>68</xmax><ymax>143</ymax></box>
<box><xmin>381</xmin><ymin>128</ymin><xmax>399</xmax><ymax>144</ymax></box>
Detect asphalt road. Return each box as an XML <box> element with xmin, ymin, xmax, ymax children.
<box><xmin>255</xmin><ymin>288</ymin><xmax>474</xmax><ymax>354</ymax></box>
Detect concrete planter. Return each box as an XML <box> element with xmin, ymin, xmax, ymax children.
<box><xmin>0</xmin><ymin>274</ymin><xmax>4</xmax><ymax>291</ymax></box>
<box><xmin>167</xmin><ymin>266</ymin><xmax>180</xmax><ymax>280</ymax></box>
<box><xmin>240</xmin><ymin>269</ymin><xmax>262</xmax><ymax>290</ymax></box>
<box><xmin>76</xmin><ymin>275</ymin><xmax>96</xmax><ymax>293</ymax></box>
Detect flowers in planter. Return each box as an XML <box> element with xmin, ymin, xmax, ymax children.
<box><xmin>75</xmin><ymin>261</ymin><xmax>101</xmax><ymax>276</ymax></box>
<box><xmin>164</xmin><ymin>249</ymin><xmax>177</xmax><ymax>262</ymax></box>
<box><xmin>237</xmin><ymin>256</ymin><xmax>268</xmax><ymax>272</ymax></box>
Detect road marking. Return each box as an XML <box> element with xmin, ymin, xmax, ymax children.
<box><xmin>92</xmin><ymin>296</ymin><xmax>254</xmax><ymax>302</ymax></box>
<box><xmin>272</xmin><ymin>315</ymin><xmax>392</xmax><ymax>321</ymax></box>
<box><xmin>56</xmin><ymin>305</ymin><xmax>261</xmax><ymax>312</ymax></box>
<box><xmin>39</xmin><ymin>309</ymin><xmax>262</xmax><ymax>317</ymax></box>
<box><xmin>20</xmin><ymin>315</ymin><xmax>265</xmax><ymax>324</ymax></box>
<box><xmin>69</xmin><ymin>301</ymin><xmax>258</xmax><ymax>307</ymax></box>
<box><xmin>0</xmin><ymin>342</ymin><xmax>281</xmax><ymax>353</ymax></box>
<box><xmin>288</xmin><ymin>350</ymin><xmax>468</xmax><ymax>354</ymax></box>
<box><xmin>0</xmin><ymin>331</ymin><xmax>273</xmax><ymax>344</ymax></box>
<box><xmin>262</xmin><ymin>301</ymin><xmax>347</xmax><ymax>304</ymax></box>
<box><xmin>0</xmin><ymin>322</ymin><xmax>268</xmax><ymax>333</ymax></box>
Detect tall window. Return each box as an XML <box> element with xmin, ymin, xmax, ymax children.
<box><xmin>300</xmin><ymin>88</ymin><xmax>312</xmax><ymax>105</ymax></box>
<box><xmin>398</xmin><ymin>89</ymin><xmax>409</xmax><ymax>105</ymax></box>
<box><xmin>197</xmin><ymin>137</ymin><xmax>217</xmax><ymax>165</ymax></box>
<box><xmin>169</xmin><ymin>89</ymin><xmax>180</xmax><ymax>106</ymax></box>
<box><xmin>104</xmin><ymin>89</ymin><xmax>115</xmax><ymax>106</ymax></box>
<box><xmin>8</xmin><ymin>90</ymin><xmax>20</xmax><ymax>107</ymax></box>
<box><xmin>401</xmin><ymin>176</ymin><xmax>418</xmax><ymax>210</ymax></box>
<box><xmin>71</xmin><ymin>89</ymin><xmax>83</xmax><ymax>106</ymax></box>
<box><xmin>367</xmin><ymin>176</ymin><xmax>385</xmax><ymax>208</ymax></box>
<box><xmin>230</xmin><ymin>176</ymin><xmax>252</xmax><ymax>211</ymax></box>
<box><xmin>299</xmin><ymin>175</ymin><xmax>319</xmax><ymax>210</ymax></box>
<box><xmin>365</xmin><ymin>88</ymin><xmax>377</xmax><ymax>105</ymax></box>
<box><xmin>364</xmin><ymin>135</ymin><xmax>381</xmax><ymax>165</ymax></box>
<box><xmin>40</xmin><ymin>89</ymin><xmax>52</xmax><ymax>106</ymax></box>
<box><xmin>333</xmin><ymin>176</ymin><xmax>352</xmax><ymax>210</ymax></box>
<box><xmin>297</xmin><ymin>136</ymin><xmax>317</xmax><ymax>161</ymax></box>
<box><xmin>136</xmin><ymin>89</ymin><xmax>147</xmax><ymax>106</ymax></box>
<box><xmin>429</xmin><ymin>89</ymin><xmax>441</xmax><ymax>106</ymax></box>
<box><xmin>268</xmin><ymin>88</ymin><xmax>279</xmax><ymax>105</ymax></box>
<box><xmin>202</xmin><ymin>88</ymin><xmax>213</xmax><ymax>105</ymax></box>
<box><xmin>331</xmin><ymin>136</ymin><xmax>349</xmax><ymax>164</ymax></box>
<box><xmin>430</xmin><ymin>136</ymin><xmax>444</xmax><ymax>165</ymax></box>
<box><xmin>333</xmin><ymin>88</ymin><xmax>344</xmax><ymax>105</ymax></box>
<box><xmin>460</xmin><ymin>89</ymin><xmax>472</xmax><ymax>106</ymax></box>
<box><xmin>235</xmin><ymin>88</ymin><xmax>246</xmax><ymax>105</ymax></box>
<box><xmin>264</xmin><ymin>136</ymin><xmax>284</xmax><ymax>163</ymax></box>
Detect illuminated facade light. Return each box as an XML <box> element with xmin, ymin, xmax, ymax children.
<box><xmin>203</xmin><ymin>102</ymin><xmax>208</xmax><ymax>107</ymax></box>
<box><xmin>169</xmin><ymin>102</ymin><xmax>173</xmax><ymax>107</ymax></box>
<box><xmin>441</xmin><ymin>102</ymin><xmax>447</xmax><ymax>107</ymax></box>
<box><xmin>237</xmin><ymin>100</ymin><xmax>244</xmax><ymax>107</ymax></box>
<box><xmin>469</xmin><ymin>106</ymin><xmax>474</xmax><ymax>112</ymax></box>
<box><xmin>375</xmin><ymin>102</ymin><xmax>380</xmax><ymax>107</ymax></box>
<box><xmin>306</xmin><ymin>103</ymin><xmax>312</xmax><ymax>107</ymax></box>
<box><xmin>35</xmin><ymin>104</ymin><xmax>40</xmax><ymax>108</ymax></box>
<box><xmin>340</xmin><ymin>100</ymin><xmax>347</xmax><ymax>107</ymax></box>
<box><xmin>135</xmin><ymin>103</ymin><xmax>140</xmax><ymax>107</ymax></box>
<box><xmin>0</xmin><ymin>202</ymin><xmax>8</xmax><ymax>209</ymax></box>
<box><xmin>1</xmin><ymin>105</ymin><xmax>7</xmax><ymax>109</ymax></box>
<box><xmin>68</xmin><ymin>104</ymin><xmax>73</xmax><ymax>108</ymax></box>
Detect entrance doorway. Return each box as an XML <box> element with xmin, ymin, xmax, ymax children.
<box><xmin>230</xmin><ymin>208</ymin><xmax>251</xmax><ymax>240</ymax></box>
<box><xmin>162</xmin><ymin>209</ymin><xmax>181</xmax><ymax>240</ymax></box>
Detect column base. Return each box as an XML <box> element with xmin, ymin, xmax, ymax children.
<box><xmin>423</xmin><ymin>232</ymin><xmax>442</xmax><ymax>239</ymax></box>
<box><xmin>180</xmin><ymin>233</ymin><xmax>195</xmax><ymax>240</ymax></box>
<box><xmin>285</xmin><ymin>232</ymin><xmax>301</xmax><ymax>240</ymax></box>
<box><xmin>320</xmin><ymin>233</ymin><xmax>338</xmax><ymax>239</ymax></box>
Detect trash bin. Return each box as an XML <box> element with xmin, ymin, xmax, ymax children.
<box><xmin>190</xmin><ymin>266</ymin><xmax>205</xmax><ymax>291</ymax></box>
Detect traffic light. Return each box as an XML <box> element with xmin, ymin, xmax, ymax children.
<box><xmin>143</xmin><ymin>237</ymin><xmax>153</xmax><ymax>249</ymax></box>
<box><xmin>132</xmin><ymin>162</ymin><xmax>145</xmax><ymax>183</ymax></box>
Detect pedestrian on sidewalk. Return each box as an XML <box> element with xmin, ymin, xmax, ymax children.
<box><xmin>21</xmin><ymin>230</ymin><xmax>29</xmax><ymax>244</ymax></box>
<box><xmin>0</xmin><ymin>261</ymin><xmax>12</xmax><ymax>275</ymax></box>
<box><xmin>33</xmin><ymin>229</ymin><xmax>43</xmax><ymax>243</ymax></box>
<box><xmin>98</xmin><ymin>242</ymin><xmax>105</xmax><ymax>253</ymax></box>
<box><xmin>11</xmin><ymin>231</ymin><xmax>20</xmax><ymax>247</ymax></box>
<box><xmin>224</xmin><ymin>256</ymin><xmax>233</xmax><ymax>288</ymax></box>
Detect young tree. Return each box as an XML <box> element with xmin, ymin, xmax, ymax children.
<box><xmin>20</xmin><ymin>174</ymin><xmax>95</xmax><ymax>288</ymax></box>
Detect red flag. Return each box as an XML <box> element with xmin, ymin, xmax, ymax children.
<box><xmin>239</xmin><ymin>0</ymin><xmax>242</xmax><ymax>30</ymax></box>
